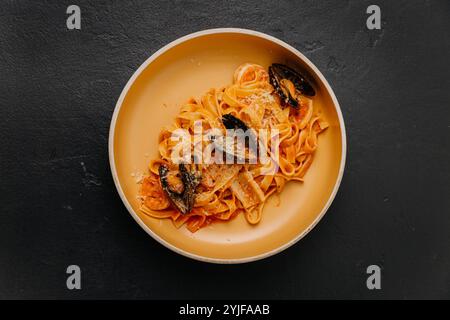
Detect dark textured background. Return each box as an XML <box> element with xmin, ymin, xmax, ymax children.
<box><xmin>0</xmin><ymin>0</ymin><xmax>449</xmax><ymax>299</ymax></box>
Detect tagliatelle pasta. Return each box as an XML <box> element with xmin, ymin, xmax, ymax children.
<box><xmin>138</xmin><ymin>63</ymin><xmax>329</xmax><ymax>232</ymax></box>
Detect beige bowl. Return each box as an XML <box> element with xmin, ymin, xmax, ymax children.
<box><xmin>109</xmin><ymin>28</ymin><xmax>346</xmax><ymax>263</ymax></box>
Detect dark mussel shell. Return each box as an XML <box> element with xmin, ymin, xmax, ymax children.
<box><xmin>219</xmin><ymin>114</ymin><xmax>258</xmax><ymax>162</ymax></box>
<box><xmin>222</xmin><ymin>114</ymin><xmax>249</xmax><ymax>131</ymax></box>
<box><xmin>271</xmin><ymin>63</ymin><xmax>315</xmax><ymax>97</ymax></box>
<box><xmin>159</xmin><ymin>163</ymin><xmax>201</xmax><ymax>214</ymax></box>
<box><xmin>269</xmin><ymin>66</ymin><xmax>299</xmax><ymax>108</ymax></box>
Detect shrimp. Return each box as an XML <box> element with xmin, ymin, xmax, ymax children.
<box><xmin>140</xmin><ymin>173</ymin><xmax>170</xmax><ymax>210</ymax></box>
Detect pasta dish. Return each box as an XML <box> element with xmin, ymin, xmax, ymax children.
<box><xmin>138</xmin><ymin>63</ymin><xmax>328</xmax><ymax>232</ymax></box>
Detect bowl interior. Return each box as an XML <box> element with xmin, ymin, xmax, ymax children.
<box><xmin>111</xmin><ymin>31</ymin><xmax>344</xmax><ymax>262</ymax></box>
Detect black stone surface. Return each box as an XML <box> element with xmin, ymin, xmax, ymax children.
<box><xmin>0</xmin><ymin>0</ymin><xmax>449</xmax><ymax>299</ymax></box>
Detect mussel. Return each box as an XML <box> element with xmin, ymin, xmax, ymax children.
<box><xmin>158</xmin><ymin>163</ymin><xmax>201</xmax><ymax>214</ymax></box>
<box><xmin>222</xmin><ymin>114</ymin><xmax>250</xmax><ymax>131</ymax></box>
<box><xmin>212</xmin><ymin>114</ymin><xmax>258</xmax><ymax>163</ymax></box>
<box><xmin>269</xmin><ymin>63</ymin><xmax>315</xmax><ymax>109</ymax></box>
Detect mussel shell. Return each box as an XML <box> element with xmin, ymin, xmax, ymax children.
<box><xmin>212</xmin><ymin>134</ymin><xmax>258</xmax><ymax>164</ymax></box>
<box><xmin>159</xmin><ymin>164</ymin><xmax>200</xmax><ymax>214</ymax></box>
<box><xmin>269</xmin><ymin>66</ymin><xmax>299</xmax><ymax>108</ymax></box>
<box><xmin>220</xmin><ymin>114</ymin><xmax>258</xmax><ymax>161</ymax></box>
<box><xmin>222</xmin><ymin>114</ymin><xmax>249</xmax><ymax>131</ymax></box>
<box><xmin>271</xmin><ymin>63</ymin><xmax>315</xmax><ymax>97</ymax></box>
